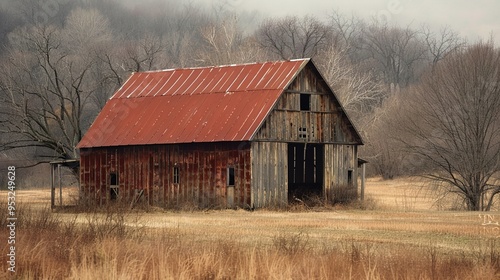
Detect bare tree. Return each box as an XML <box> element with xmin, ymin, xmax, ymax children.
<box><xmin>328</xmin><ymin>10</ymin><xmax>365</xmax><ymax>58</ymax></box>
<box><xmin>361</xmin><ymin>21</ymin><xmax>427</xmax><ymax>86</ymax></box>
<box><xmin>0</xmin><ymin>8</ymin><xmax>114</xmax><ymax>161</ymax></box>
<box><xmin>62</xmin><ymin>7</ymin><xmax>112</xmax><ymax>52</ymax></box>
<box><xmin>122</xmin><ymin>33</ymin><xmax>167</xmax><ymax>72</ymax></box>
<box><xmin>256</xmin><ymin>15</ymin><xmax>330</xmax><ymax>59</ymax></box>
<box><xmin>154</xmin><ymin>1</ymin><xmax>210</xmax><ymax>67</ymax></box>
<box><xmin>420</xmin><ymin>25</ymin><xmax>465</xmax><ymax>68</ymax></box>
<box><xmin>198</xmin><ymin>14</ymin><xmax>242</xmax><ymax>65</ymax></box>
<box><xmin>64</xmin><ymin>8</ymin><xmax>117</xmax><ymax>111</ymax></box>
<box><xmin>197</xmin><ymin>14</ymin><xmax>264</xmax><ymax>66</ymax></box>
<box><xmin>360</xmin><ymin>86</ymin><xmax>410</xmax><ymax>179</ymax></box>
<box><xmin>399</xmin><ymin>42</ymin><xmax>500</xmax><ymax>211</ymax></box>
<box><xmin>315</xmin><ymin>45</ymin><xmax>385</xmax><ymax>118</ymax></box>
<box><xmin>93</xmin><ymin>32</ymin><xmax>169</xmax><ymax>109</ymax></box>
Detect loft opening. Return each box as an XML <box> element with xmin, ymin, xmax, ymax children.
<box><xmin>300</xmin><ymin>94</ymin><xmax>310</xmax><ymax>111</ymax></box>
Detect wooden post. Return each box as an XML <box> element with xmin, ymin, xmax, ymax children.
<box><xmin>78</xmin><ymin>166</ymin><xmax>81</xmax><ymax>203</ymax></box>
<box><xmin>59</xmin><ymin>164</ymin><xmax>62</xmax><ymax>206</ymax></box>
<box><xmin>51</xmin><ymin>164</ymin><xmax>55</xmax><ymax>209</ymax></box>
<box><xmin>360</xmin><ymin>163</ymin><xmax>366</xmax><ymax>201</ymax></box>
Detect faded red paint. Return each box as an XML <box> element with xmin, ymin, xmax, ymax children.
<box><xmin>80</xmin><ymin>143</ymin><xmax>252</xmax><ymax>207</ymax></box>
<box><xmin>77</xmin><ymin>59</ymin><xmax>308</xmax><ymax>148</ymax></box>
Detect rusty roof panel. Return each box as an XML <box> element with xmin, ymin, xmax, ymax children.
<box><xmin>78</xmin><ymin>60</ymin><xmax>308</xmax><ymax>148</ymax></box>
<box><xmin>112</xmin><ymin>59</ymin><xmax>309</xmax><ymax>99</ymax></box>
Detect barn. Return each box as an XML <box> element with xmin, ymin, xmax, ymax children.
<box><xmin>77</xmin><ymin>58</ymin><xmax>364</xmax><ymax>208</ymax></box>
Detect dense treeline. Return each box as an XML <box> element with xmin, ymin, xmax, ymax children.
<box><xmin>0</xmin><ymin>0</ymin><xmax>498</xmax><ymax>210</ymax></box>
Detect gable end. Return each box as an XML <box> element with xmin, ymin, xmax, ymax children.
<box><xmin>252</xmin><ymin>60</ymin><xmax>363</xmax><ymax>144</ymax></box>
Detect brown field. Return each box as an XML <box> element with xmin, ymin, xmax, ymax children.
<box><xmin>1</xmin><ymin>177</ymin><xmax>500</xmax><ymax>279</ymax></box>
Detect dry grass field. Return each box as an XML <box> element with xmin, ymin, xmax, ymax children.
<box><xmin>1</xmin><ymin>177</ymin><xmax>500</xmax><ymax>279</ymax></box>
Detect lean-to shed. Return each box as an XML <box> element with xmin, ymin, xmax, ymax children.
<box><xmin>77</xmin><ymin>59</ymin><xmax>363</xmax><ymax>208</ymax></box>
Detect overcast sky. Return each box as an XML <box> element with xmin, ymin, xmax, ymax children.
<box><xmin>200</xmin><ymin>0</ymin><xmax>499</xmax><ymax>42</ymax></box>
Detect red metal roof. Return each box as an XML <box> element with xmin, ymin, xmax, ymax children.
<box><xmin>77</xmin><ymin>59</ymin><xmax>309</xmax><ymax>148</ymax></box>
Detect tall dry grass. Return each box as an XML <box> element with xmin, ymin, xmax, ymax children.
<box><xmin>1</xmin><ymin>205</ymin><xmax>500</xmax><ymax>279</ymax></box>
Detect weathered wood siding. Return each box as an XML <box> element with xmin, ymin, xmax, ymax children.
<box><xmin>80</xmin><ymin>143</ymin><xmax>251</xmax><ymax>208</ymax></box>
<box><xmin>324</xmin><ymin>144</ymin><xmax>358</xmax><ymax>199</ymax></box>
<box><xmin>250</xmin><ymin>142</ymin><xmax>288</xmax><ymax>208</ymax></box>
<box><xmin>253</xmin><ymin>64</ymin><xmax>357</xmax><ymax>144</ymax></box>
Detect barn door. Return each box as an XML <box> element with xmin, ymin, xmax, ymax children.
<box><xmin>287</xmin><ymin>143</ymin><xmax>324</xmax><ymax>200</ymax></box>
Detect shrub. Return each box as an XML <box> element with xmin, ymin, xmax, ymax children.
<box><xmin>331</xmin><ymin>184</ymin><xmax>358</xmax><ymax>204</ymax></box>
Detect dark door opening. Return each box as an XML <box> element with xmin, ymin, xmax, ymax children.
<box><xmin>288</xmin><ymin>143</ymin><xmax>324</xmax><ymax>201</ymax></box>
<box><xmin>110</xmin><ymin>173</ymin><xmax>119</xmax><ymax>200</ymax></box>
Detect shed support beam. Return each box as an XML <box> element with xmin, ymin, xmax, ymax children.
<box><xmin>360</xmin><ymin>163</ymin><xmax>366</xmax><ymax>201</ymax></box>
<box><xmin>51</xmin><ymin>164</ymin><xmax>55</xmax><ymax>209</ymax></box>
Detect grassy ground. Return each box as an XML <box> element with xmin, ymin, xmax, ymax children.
<box><xmin>1</xmin><ymin>177</ymin><xmax>500</xmax><ymax>279</ymax></box>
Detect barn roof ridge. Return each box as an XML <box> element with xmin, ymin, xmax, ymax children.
<box><xmin>139</xmin><ymin>58</ymin><xmax>311</xmax><ymax>74</ymax></box>
<box><xmin>111</xmin><ymin>88</ymin><xmax>288</xmax><ymax>98</ymax></box>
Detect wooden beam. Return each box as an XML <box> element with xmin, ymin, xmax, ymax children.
<box><xmin>360</xmin><ymin>163</ymin><xmax>366</xmax><ymax>201</ymax></box>
<box><xmin>273</xmin><ymin>109</ymin><xmax>337</xmax><ymax>114</ymax></box>
<box><xmin>51</xmin><ymin>164</ymin><xmax>55</xmax><ymax>209</ymax></box>
<box><xmin>59</xmin><ymin>164</ymin><xmax>62</xmax><ymax>206</ymax></box>
<box><xmin>284</xmin><ymin>90</ymin><xmax>329</xmax><ymax>95</ymax></box>
<box><xmin>252</xmin><ymin>139</ymin><xmax>362</xmax><ymax>145</ymax></box>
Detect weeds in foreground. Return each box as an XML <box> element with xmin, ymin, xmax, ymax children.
<box><xmin>1</xmin><ymin>206</ymin><xmax>499</xmax><ymax>279</ymax></box>
<box><xmin>272</xmin><ymin>231</ymin><xmax>310</xmax><ymax>255</ymax></box>
<box><xmin>287</xmin><ymin>194</ymin><xmax>379</xmax><ymax>212</ymax></box>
